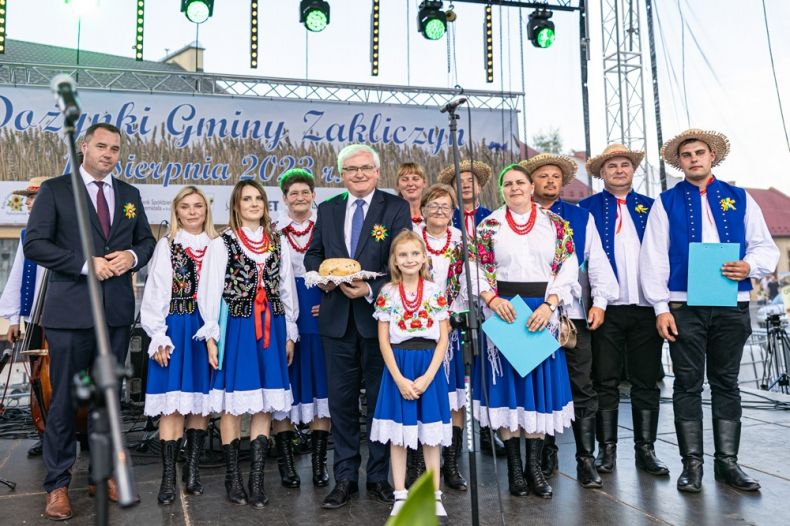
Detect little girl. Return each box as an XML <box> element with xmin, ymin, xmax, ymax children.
<box><xmin>369</xmin><ymin>230</ymin><xmax>452</xmax><ymax>521</ymax></box>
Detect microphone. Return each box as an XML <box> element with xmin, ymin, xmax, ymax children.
<box><xmin>50</xmin><ymin>74</ymin><xmax>81</xmax><ymax>121</ymax></box>
<box><xmin>440</xmin><ymin>96</ymin><xmax>468</xmax><ymax>114</ymax></box>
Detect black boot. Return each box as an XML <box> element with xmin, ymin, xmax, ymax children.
<box><xmin>676</xmin><ymin>420</ymin><xmax>704</xmax><ymax>493</ymax></box>
<box><xmin>633</xmin><ymin>409</ymin><xmax>669</xmax><ymax>476</ymax></box>
<box><xmin>712</xmin><ymin>419</ymin><xmax>760</xmax><ymax>492</ymax></box>
<box><xmin>594</xmin><ymin>409</ymin><xmax>618</xmax><ymax>473</ymax></box>
<box><xmin>525</xmin><ymin>439</ymin><xmax>553</xmax><ymax>498</ymax></box>
<box><xmin>480</xmin><ymin>426</ymin><xmax>506</xmax><ymax>456</ymax></box>
<box><xmin>541</xmin><ymin>434</ymin><xmax>559</xmax><ymax>479</ymax></box>
<box><xmin>405</xmin><ymin>443</ymin><xmax>426</xmax><ymax>489</ymax></box>
<box><xmin>183</xmin><ymin>428</ymin><xmax>206</xmax><ymax>495</ymax></box>
<box><xmin>249</xmin><ymin>435</ymin><xmax>270</xmax><ymax>508</ymax></box>
<box><xmin>442</xmin><ymin>426</ymin><xmax>467</xmax><ymax>491</ymax></box>
<box><xmin>572</xmin><ymin>416</ymin><xmax>602</xmax><ymax>488</ymax></box>
<box><xmin>504</xmin><ymin>437</ymin><xmax>528</xmax><ymax>496</ymax></box>
<box><xmin>157</xmin><ymin>440</ymin><xmax>178</xmax><ymax>505</ymax></box>
<box><xmin>311</xmin><ymin>430</ymin><xmax>330</xmax><ymax>487</ymax></box>
<box><xmin>222</xmin><ymin>439</ymin><xmax>248</xmax><ymax>505</ymax></box>
<box><xmin>275</xmin><ymin>431</ymin><xmax>301</xmax><ymax>488</ymax></box>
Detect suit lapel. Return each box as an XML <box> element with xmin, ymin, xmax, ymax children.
<box><xmin>333</xmin><ymin>193</ymin><xmax>350</xmax><ymax>258</ymax></box>
<box><xmin>66</xmin><ymin>175</ymin><xmax>106</xmax><ymax>239</ymax></box>
<box><xmin>354</xmin><ymin>190</ymin><xmax>385</xmax><ymax>258</ymax></box>
<box><xmin>107</xmin><ymin>179</ymin><xmax>124</xmax><ymax>241</ymax></box>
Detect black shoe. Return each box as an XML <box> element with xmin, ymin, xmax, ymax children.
<box><xmin>480</xmin><ymin>426</ymin><xmax>506</xmax><ymax>457</ymax></box>
<box><xmin>27</xmin><ymin>438</ymin><xmax>43</xmax><ymax>457</ymax></box>
<box><xmin>676</xmin><ymin>420</ymin><xmax>703</xmax><ymax>493</ymax></box>
<box><xmin>442</xmin><ymin>426</ymin><xmax>468</xmax><ymax>491</ymax></box>
<box><xmin>405</xmin><ymin>443</ymin><xmax>426</xmax><ymax>489</ymax></box>
<box><xmin>275</xmin><ymin>431</ymin><xmax>301</xmax><ymax>488</ymax></box>
<box><xmin>525</xmin><ymin>439</ymin><xmax>553</xmax><ymax>498</ymax></box>
<box><xmin>572</xmin><ymin>416</ymin><xmax>602</xmax><ymax>489</ymax></box>
<box><xmin>367</xmin><ymin>480</ymin><xmax>395</xmax><ymax>503</ymax></box>
<box><xmin>182</xmin><ymin>428</ymin><xmax>206</xmax><ymax>495</ymax></box>
<box><xmin>222</xmin><ymin>439</ymin><xmax>248</xmax><ymax>505</ymax></box>
<box><xmin>632</xmin><ymin>409</ymin><xmax>669</xmax><ymax>476</ymax></box>
<box><xmin>541</xmin><ymin>434</ymin><xmax>558</xmax><ymax>479</ymax></box>
<box><xmin>504</xmin><ymin>437</ymin><xmax>528</xmax><ymax>497</ymax></box>
<box><xmin>712</xmin><ymin>419</ymin><xmax>760</xmax><ymax>492</ymax></box>
<box><xmin>322</xmin><ymin>480</ymin><xmax>359</xmax><ymax>509</ymax></box>
<box><xmin>157</xmin><ymin>440</ymin><xmax>178</xmax><ymax>505</ymax></box>
<box><xmin>594</xmin><ymin>409</ymin><xmax>618</xmax><ymax>473</ymax></box>
<box><xmin>311</xmin><ymin>430</ymin><xmax>330</xmax><ymax>487</ymax></box>
<box><xmin>248</xmin><ymin>435</ymin><xmax>270</xmax><ymax>508</ymax></box>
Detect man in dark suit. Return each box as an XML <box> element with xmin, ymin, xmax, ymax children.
<box><xmin>305</xmin><ymin>144</ymin><xmax>411</xmax><ymax>509</ymax></box>
<box><xmin>24</xmin><ymin>123</ymin><xmax>156</xmax><ymax>520</ymax></box>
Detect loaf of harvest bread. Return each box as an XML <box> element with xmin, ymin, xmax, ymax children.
<box><xmin>318</xmin><ymin>258</ymin><xmax>361</xmax><ymax>277</ymax></box>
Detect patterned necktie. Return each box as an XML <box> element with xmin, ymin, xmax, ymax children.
<box><xmin>95</xmin><ymin>180</ymin><xmax>111</xmax><ymax>238</ymax></box>
<box><xmin>350</xmin><ymin>198</ymin><xmax>365</xmax><ymax>256</ymax></box>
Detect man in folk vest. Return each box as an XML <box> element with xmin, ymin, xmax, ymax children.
<box><xmin>523</xmin><ymin>154</ymin><xmax>618</xmax><ymax>489</ymax></box>
<box><xmin>579</xmin><ymin>145</ymin><xmax>670</xmax><ymax>479</ymax></box>
<box><xmin>641</xmin><ymin>129</ymin><xmax>779</xmax><ymax>493</ymax></box>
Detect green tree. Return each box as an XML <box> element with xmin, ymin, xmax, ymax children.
<box><xmin>532</xmin><ymin>128</ymin><xmax>563</xmax><ymax>154</ymax></box>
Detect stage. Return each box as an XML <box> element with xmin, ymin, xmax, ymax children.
<box><xmin>1</xmin><ymin>382</ymin><xmax>789</xmax><ymax>526</ymax></box>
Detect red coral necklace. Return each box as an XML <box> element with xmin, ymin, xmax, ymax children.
<box><xmin>422</xmin><ymin>227</ymin><xmax>452</xmax><ymax>256</ymax></box>
<box><xmin>283</xmin><ymin>220</ymin><xmax>314</xmax><ymax>254</ymax></box>
<box><xmin>399</xmin><ymin>276</ymin><xmax>424</xmax><ymax>315</ymax></box>
<box><xmin>237</xmin><ymin>227</ymin><xmax>270</xmax><ymax>254</ymax></box>
<box><xmin>506</xmin><ymin>203</ymin><xmax>537</xmax><ymax>236</ymax></box>
<box><xmin>185</xmin><ymin>246</ymin><xmax>207</xmax><ymax>274</ymax></box>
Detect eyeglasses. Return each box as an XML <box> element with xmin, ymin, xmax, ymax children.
<box><xmin>342</xmin><ymin>165</ymin><xmax>377</xmax><ymax>175</ymax></box>
<box><xmin>424</xmin><ymin>203</ymin><xmax>452</xmax><ymax>213</ymax></box>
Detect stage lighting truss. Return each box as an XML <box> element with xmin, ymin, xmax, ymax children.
<box><xmin>0</xmin><ymin>0</ymin><xmax>6</xmax><ymax>54</ymax></box>
<box><xmin>250</xmin><ymin>0</ymin><xmax>259</xmax><ymax>68</ymax></box>
<box><xmin>370</xmin><ymin>0</ymin><xmax>380</xmax><ymax>76</ymax></box>
<box><xmin>181</xmin><ymin>0</ymin><xmax>213</xmax><ymax>24</ymax></box>
<box><xmin>134</xmin><ymin>0</ymin><xmax>144</xmax><ymax>61</ymax></box>
<box><xmin>300</xmin><ymin>0</ymin><xmax>330</xmax><ymax>33</ymax></box>
<box><xmin>418</xmin><ymin>0</ymin><xmax>447</xmax><ymax>41</ymax></box>
<box><xmin>527</xmin><ymin>8</ymin><xmax>555</xmax><ymax>48</ymax></box>
<box><xmin>484</xmin><ymin>3</ymin><xmax>493</xmax><ymax>83</ymax></box>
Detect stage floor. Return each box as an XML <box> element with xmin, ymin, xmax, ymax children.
<box><xmin>1</xmin><ymin>383</ymin><xmax>789</xmax><ymax>526</ymax></box>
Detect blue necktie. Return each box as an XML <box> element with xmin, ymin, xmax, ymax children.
<box><xmin>350</xmin><ymin>198</ymin><xmax>365</xmax><ymax>256</ymax></box>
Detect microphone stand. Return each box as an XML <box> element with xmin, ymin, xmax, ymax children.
<box><xmin>59</xmin><ymin>99</ymin><xmax>137</xmax><ymax>525</ymax></box>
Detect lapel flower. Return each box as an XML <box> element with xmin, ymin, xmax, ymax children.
<box><xmin>634</xmin><ymin>203</ymin><xmax>649</xmax><ymax>214</ymax></box>
<box><xmin>371</xmin><ymin>224</ymin><xmax>388</xmax><ymax>241</ymax></box>
<box><xmin>720</xmin><ymin>197</ymin><xmax>736</xmax><ymax>212</ymax></box>
<box><xmin>123</xmin><ymin>202</ymin><xmax>137</xmax><ymax>219</ymax></box>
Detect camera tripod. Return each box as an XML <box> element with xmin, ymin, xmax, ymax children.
<box><xmin>760</xmin><ymin>315</ymin><xmax>790</xmax><ymax>394</ymax></box>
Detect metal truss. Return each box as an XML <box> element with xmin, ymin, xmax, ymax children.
<box><xmin>0</xmin><ymin>62</ymin><xmax>522</xmax><ymax>111</ymax></box>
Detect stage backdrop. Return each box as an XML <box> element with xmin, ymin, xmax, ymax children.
<box><xmin>0</xmin><ymin>87</ymin><xmax>518</xmax><ymax>225</ymax></box>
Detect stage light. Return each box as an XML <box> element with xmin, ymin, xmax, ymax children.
<box><xmin>300</xmin><ymin>0</ymin><xmax>330</xmax><ymax>33</ymax></box>
<box><xmin>181</xmin><ymin>0</ymin><xmax>213</xmax><ymax>24</ymax></box>
<box><xmin>418</xmin><ymin>0</ymin><xmax>446</xmax><ymax>41</ymax></box>
<box><xmin>484</xmin><ymin>3</ymin><xmax>493</xmax><ymax>83</ymax></box>
<box><xmin>250</xmin><ymin>0</ymin><xmax>258</xmax><ymax>68</ymax></box>
<box><xmin>370</xmin><ymin>0</ymin><xmax>380</xmax><ymax>76</ymax></box>
<box><xmin>0</xmin><ymin>0</ymin><xmax>6</xmax><ymax>54</ymax></box>
<box><xmin>527</xmin><ymin>9</ymin><xmax>555</xmax><ymax>48</ymax></box>
<box><xmin>134</xmin><ymin>0</ymin><xmax>144</xmax><ymax>61</ymax></box>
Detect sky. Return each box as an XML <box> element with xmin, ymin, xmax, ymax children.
<box><xmin>3</xmin><ymin>0</ymin><xmax>790</xmax><ymax>195</ymax></box>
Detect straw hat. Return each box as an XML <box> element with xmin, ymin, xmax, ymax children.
<box><xmin>438</xmin><ymin>160</ymin><xmax>493</xmax><ymax>188</ymax></box>
<box><xmin>661</xmin><ymin>128</ymin><xmax>730</xmax><ymax>169</ymax></box>
<box><xmin>585</xmin><ymin>144</ymin><xmax>645</xmax><ymax>178</ymax></box>
<box><xmin>518</xmin><ymin>153</ymin><xmax>578</xmax><ymax>186</ymax></box>
<box><xmin>12</xmin><ymin>176</ymin><xmax>52</xmax><ymax>197</ymax></box>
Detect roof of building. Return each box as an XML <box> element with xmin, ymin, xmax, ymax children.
<box><xmin>744</xmin><ymin>187</ymin><xmax>790</xmax><ymax>237</ymax></box>
<box><xmin>560</xmin><ymin>178</ymin><xmax>592</xmax><ymax>204</ymax></box>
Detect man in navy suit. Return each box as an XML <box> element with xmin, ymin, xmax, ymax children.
<box><xmin>24</xmin><ymin>123</ymin><xmax>156</xmax><ymax>520</ymax></box>
<box><xmin>305</xmin><ymin>144</ymin><xmax>411</xmax><ymax>509</ymax></box>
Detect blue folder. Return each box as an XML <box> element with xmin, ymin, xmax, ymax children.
<box><xmin>217</xmin><ymin>298</ymin><xmax>229</xmax><ymax>370</ymax></box>
<box><xmin>481</xmin><ymin>295</ymin><xmax>560</xmax><ymax>378</ymax></box>
<box><xmin>687</xmin><ymin>242</ymin><xmax>740</xmax><ymax>307</ymax></box>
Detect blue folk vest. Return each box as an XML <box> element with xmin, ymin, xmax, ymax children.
<box><xmin>578</xmin><ymin>190</ymin><xmax>652</xmax><ymax>280</ymax></box>
<box><xmin>452</xmin><ymin>206</ymin><xmax>492</xmax><ymax>234</ymax></box>
<box><xmin>659</xmin><ymin>179</ymin><xmax>750</xmax><ymax>293</ymax></box>
<box><xmin>549</xmin><ymin>200</ymin><xmax>588</xmax><ymax>266</ymax></box>
<box><xmin>19</xmin><ymin>229</ymin><xmax>37</xmax><ymax>317</ymax></box>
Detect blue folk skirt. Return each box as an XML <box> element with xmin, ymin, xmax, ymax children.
<box><xmin>444</xmin><ymin>328</ymin><xmax>467</xmax><ymax>412</ymax></box>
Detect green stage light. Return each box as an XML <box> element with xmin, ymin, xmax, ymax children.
<box><xmin>181</xmin><ymin>0</ymin><xmax>213</xmax><ymax>24</ymax></box>
<box><xmin>0</xmin><ymin>0</ymin><xmax>6</xmax><ymax>54</ymax></box>
<box><xmin>134</xmin><ymin>0</ymin><xmax>145</xmax><ymax>61</ymax></box>
<box><xmin>300</xmin><ymin>0</ymin><xmax>330</xmax><ymax>33</ymax></box>
<box><xmin>528</xmin><ymin>9</ymin><xmax>555</xmax><ymax>48</ymax></box>
<box><xmin>250</xmin><ymin>0</ymin><xmax>259</xmax><ymax>68</ymax></box>
<box><xmin>418</xmin><ymin>0</ymin><xmax>446</xmax><ymax>41</ymax></box>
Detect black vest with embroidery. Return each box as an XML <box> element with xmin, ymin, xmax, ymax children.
<box><xmin>169</xmin><ymin>240</ymin><xmax>198</xmax><ymax>315</ymax></box>
<box><xmin>221</xmin><ymin>231</ymin><xmax>284</xmax><ymax>317</ymax></box>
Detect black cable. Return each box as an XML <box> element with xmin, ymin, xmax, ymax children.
<box><xmin>761</xmin><ymin>0</ymin><xmax>790</xmax><ymax>153</ymax></box>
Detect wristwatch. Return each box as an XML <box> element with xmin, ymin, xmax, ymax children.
<box><xmin>542</xmin><ymin>301</ymin><xmax>557</xmax><ymax>313</ymax></box>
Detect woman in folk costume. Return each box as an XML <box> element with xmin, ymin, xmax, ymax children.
<box><xmin>197</xmin><ymin>180</ymin><xmax>298</xmax><ymax>508</ymax></box>
<box><xmin>272</xmin><ymin>169</ymin><xmax>331</xmax><ymax>489</ymax></box>
<box><xmin>394</xmin><ymin>162</ymin><xmax>428</xmax><ymax>230</ymax></box>
<box><xmin>141</xmin><ymin>185</ymin><xmax>216</xmax><ymax>505</ymax></box>
<box><xmin>473</xmin><ymin>164</ymin><xmax>577</xmax><ymax>499</ymax></box>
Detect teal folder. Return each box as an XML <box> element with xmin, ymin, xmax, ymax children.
<box><xmin>217</xmin><ymin>298</ymin><xmax>229</xmax><ymax>370</ymax></box>
<box><xmin>481</xmin><ymin>295</ymin><xmax>561</xmax><ymax>378</ymax></box>
<box><xmin>687</xmin><ymin>242</ymin><xmax>740</xmax><ymax>307</ymax></box>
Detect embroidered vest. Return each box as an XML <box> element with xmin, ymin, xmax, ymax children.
<box><xmin>169</xmin><ymin>240</ymin><xmax>198</xmax><ymax>315</ymax></box>
<box><xmin>659</xmin><ymin>179</ymin><xmax>750</xmax><ymax>292</ymax></box>
<box><xmin>578</xmin><ymin>190</ymin><xmax>652</xmax><ymax>280</ymax></box>
<box><xmin>19</xmin><ymin>229</ymin><xmax>37</xmax><ymax>317</ymax></box>
<box><xmin>221</xmin><ymin>232</ymin><xmax>285</xmax><ymax>317</ymax></box>
<box><xmin>549</xmin><ymin>200</ymin><xmax>588</xmax><ymax>266</ymax></box>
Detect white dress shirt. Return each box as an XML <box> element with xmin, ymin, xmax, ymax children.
<box><xmin>612</xmin><ymin>205</ymin><xmax>650</xmax><ymax>307</ymax></box>
<box><xmin>640</xmin><ymin>189</ymin><xmax>779</xmax><ymax>315</ymax></box>
<box><xmin>566</xmin><ymin>215</ymin><xmax>619</xmax><ymax>319</ymax></box>
<box><xmin>0</xmin><ymin>239</ymin><xmax>45</xmax><ymax>324</ymax></box>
